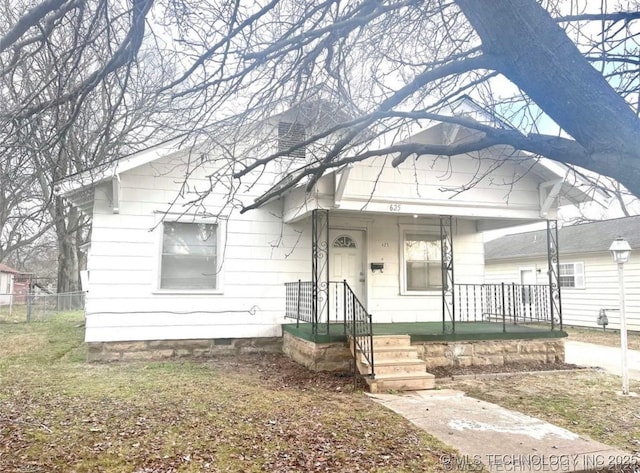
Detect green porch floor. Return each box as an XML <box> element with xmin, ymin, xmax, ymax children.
<box><xmin>282</xmin><ymin>321</ymin><xmax>567</xmax><ymax>344</ymax></box>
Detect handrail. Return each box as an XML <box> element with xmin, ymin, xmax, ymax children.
<box><xmin>284</xmin><ymin>280</ymin><xmax>374</xmax><ymax>380</ymax></box>
<box><xmin>342</xmin><ymin>280</ymin><xmax>375</xmax><ymax>380</ymax></box>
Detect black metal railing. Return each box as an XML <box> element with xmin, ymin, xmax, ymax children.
<box><xmin>285</xmin><ymin>280</ymin><xmax>374</xmax><ymax>379</ymax></box>
<box><xmin>343</xmin><ymin>281</ymin><xmax>374</xmax><ymax>379</ymax></box>
<box><xmin>455</xmin><ymin>283</ymin><xmax>555</xmax><ymax>329</ymax></box>
<box><xmin>285</xmin><ymin>281</ymin><xmax>313</xmax><ymax>327</ymax></box>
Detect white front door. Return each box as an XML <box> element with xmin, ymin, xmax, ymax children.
<box><xmin>329</xmin><ymin>229</ymin><xmax>366</xmax><ymax>308</ymax></box>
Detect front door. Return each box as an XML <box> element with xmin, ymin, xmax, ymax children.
<box><xmin>329</xmin><ymin>229</ymin><xmax>366</xmax><ymax>319</ymax></box>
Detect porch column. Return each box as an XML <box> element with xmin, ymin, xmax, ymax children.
<box><xmin>311</xmin><ymin>209</ymin><xmax>329</xmax><ymax>335</ymax></box>
<box><xmin>546</xmin><ymin>220</ymin><xmax>563</xmax><ymax>330</ymax></box>
<box><xmin>440</xmin><ymin>216</ymin><xmax>455</xmax><ymax>334</ymax></box>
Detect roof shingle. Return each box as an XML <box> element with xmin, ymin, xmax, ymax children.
<box><xmin>485</xmin><ymin>215</ymin><xmax>640</xmax><ymax>261</ymax></box>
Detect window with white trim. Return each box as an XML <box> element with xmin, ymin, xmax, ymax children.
<box><xmin>403</xmin><ymin>232</ymin><xmax>442</xmax><ymax>291</ymax></box>
<box><xmin>160</xmin><ymin>222</ymin><xmax>218</xmax><ymax>290</ymax></box>
<box><xmin>559</xmin><ymin>262</ymin><xmax>585</xmax><ymax>289</ymax></box>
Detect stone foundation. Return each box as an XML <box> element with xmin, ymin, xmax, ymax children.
<box><xmin>87</xmin><ymin>333</ymin><xmax>565</xmax><ymax>369</ymax></box>
<box><xmin>282</xmin><ymin>331</ymin><xmax>352</xmax><ymax>372</ymax></box>
<box><xmin>87</xmin><ymin>337</ymin><xmax>283</xmax><ymax>362</ymax></box>
<box><xmin>413</xmin><ymin>339</ymin><xmax>565</xmax><ymax>369</ymax></box>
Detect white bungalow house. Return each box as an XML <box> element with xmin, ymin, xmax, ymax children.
<box><xmin>485</xmin><ymin>216</ymin><xmax>640</xmax><ymax>332</ymax></box>
<box><xmin>57</xmin><ymin>99</ymin><xmax>593</xmax><ymax>389</ymax></box>
<box><xmin>0</xmin><ymin>263</ymin><xmax>19</xmax><ymax>306</ymax></box>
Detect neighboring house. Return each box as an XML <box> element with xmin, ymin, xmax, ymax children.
<box><xmin>0</xmin><ymin>263</ymin><xmax>29</xmax><ymax>305</ymax></box>
<box><xmin>485</xmin><ymin>216</ymin><xmax>640</xmax><ymax>332</ymax></box>
<box><xmin>56</xmin><ymin>99</ymin><xmax>593</xmax><ymax>358</ymax></box>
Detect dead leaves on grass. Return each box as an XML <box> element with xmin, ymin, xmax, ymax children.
<box><xmin>0</xmin><ymin>353</ymin><xmax>454</xmax><ymax>472</ymax></box>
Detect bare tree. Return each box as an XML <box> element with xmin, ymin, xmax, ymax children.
<box><xmin>0</xmin><ymin>149</ymin><xmax>50</xmax><ymax>262</ymax></box>
<box><xmin>142</xmin><ymin>0</ymin><xmax>640</xmax><ymax>211</ymax></box>
<box><xmin>1</xmin><ymin>0</ymin><xmax>169</xmax><ymax>291</ymax></box>
<box><xmin>4</xmin><ymin>0</ymin><xmax>640</xmax><ymax>279</ymax></box>
<box><xmin>4</xmin><ymin>1</ymin><xmax>640</xmax><ymax>195</ymax></box>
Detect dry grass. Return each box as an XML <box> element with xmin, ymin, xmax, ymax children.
<box><xmin>0</xmin><ymin>303</ymin><xmax>28</xmax><ymax>323</ymax></box>
<box><xmin>565</xmin><ymin>326</ymin><xmax>640</xmax><ymax>350</ymax></box>
<box><xmin>0</xmin><ymin>313</ymin><xmax>464</xmax><ymax>472</ymax></box>
<box><xmin>444</xmin><ymin>370</ymin><xmax>640</xmax><ymax>455</ymax></box>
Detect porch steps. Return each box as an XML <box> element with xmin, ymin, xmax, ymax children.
<box><xmin>351</xmin><ymin>335</ymin><xmax>435</xmax><ymax>393</ymax></box>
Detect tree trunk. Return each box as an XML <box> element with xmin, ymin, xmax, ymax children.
<box><xmin>55</xmin><ymin>201</ymin><xmax>80</xmax><ymax>294</ymax></box>
<box><xmin>456</xmin><ymin>0</ymin><xmax>640</xmax><ymax>195</ymax></box>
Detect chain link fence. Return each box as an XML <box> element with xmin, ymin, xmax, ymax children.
<box><xmin>0</xmin><ymin>291</ymin><xmax>85</xmax><ymax>323</ymax></box>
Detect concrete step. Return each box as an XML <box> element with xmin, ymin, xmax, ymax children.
<box><xmin>352</xmin><ymin>334</ymin><xmax>435</xmax><ymax>392</ymax></box>
<box><xmin>360</xmin><ymin>346</ymin><xmax>419</xmax><ymax>361</ymax></box>
<box><xmin>366</xmin><ymin>372</ymin><xmax>436</xmax><ymax>393</ymax></box>
<box><xmin>371</xmin><ymin>335</ymin><xmax>411</xmax><ymax>348</ymax></box>
<box><xmin>359</xmin><ymin>358</ymin><xmax>427</xmax><ymax>376</ymax></box>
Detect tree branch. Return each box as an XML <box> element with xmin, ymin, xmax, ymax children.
<box><xmin>556</xmin><ymin>12</ymin><xmax>640</xmax><ymax>23</ymax></box>
<box><xmin>0</xmin><ymin>0</ymin><xmax>71</xmax><ymax>52</ymax></box>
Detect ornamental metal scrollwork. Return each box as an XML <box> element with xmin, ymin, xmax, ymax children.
<box><xmin>546</xmin><ymin>220</ymin><xmax>562</xmax><ymax>330</ymax></box>
<box><xmin>440</xmin><ymin>216</ymin><xmax>455</xmax><ymax>334</ymax></box>
<box><xmin>312</xmin><ymin>209</ymin><xmax>329</xmax><ymax>336</ymax></box>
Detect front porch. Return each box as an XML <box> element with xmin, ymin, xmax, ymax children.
<box><xmin>282</xmin><ymin>210</ymin><xmax>567</xmax><ymax>390</ymax></box>
<box><xmin>281</xmin><ymin>321</ymin><xmax>566</xmax><ymax>392</ymax></box>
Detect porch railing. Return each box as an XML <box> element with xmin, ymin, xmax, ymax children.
<box><xmin>455</xmin><ymin>283</ymin><xmax>557</xmax><ymax>328</ymax></box>
<box><xmin>285</xmin><ymin>281</ymin><xmax>313</xmax><ymax>326</ymax></box>
<box><xmin>284</xmin><ymin>280</ymin><xmax>374</xmax><ymax>379</ymax></box>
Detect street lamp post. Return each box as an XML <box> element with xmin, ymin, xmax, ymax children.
<box><xmin>609</xmin><ymin>237</ymin><xmax>632</xmax><ymax>395</ymax></box>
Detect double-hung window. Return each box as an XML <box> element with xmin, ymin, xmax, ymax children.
<box><xmin>403</xmin><ymin>232</ymin><xmax>442</xmax><ymax>292</ymax></box>
<box><xmin>160</xmin><ymin>222</ymin><xmax>218</xmax><ymax>290</ymax></box>
<box><xmin>558</xmin><ymin>262</ymin><xmax>585</xmax><ymax>289</ymax></box>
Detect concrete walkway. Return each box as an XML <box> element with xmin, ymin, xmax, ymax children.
<box><xmin>565</xmin><ymin>340</ymin><xmax>640</xmax><ymax>380</ymax></box>
<box><xmin>369</xmin><ymin>389</ymin><xmax>635</xmax><ymax>473</ymax></box>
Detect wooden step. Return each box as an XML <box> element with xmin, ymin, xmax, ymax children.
<box><xmin>366</xmin><ymin>372</ymin><xmax>436</xmax><ymax>393</ymax></box>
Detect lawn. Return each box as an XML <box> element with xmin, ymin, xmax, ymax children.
<box><xmin>0</xmin><ymin>303</ymin><xmax>28</xmax><ymax>323</ymax></box>
<box><xmin>0</xmin><ymin>313</ymin><xmax>463</xmax><ymax>472</ymax></box>
<box><xmin>564</xmin><ymin>325</ymin><xmax>640</xmax><ymax>350</ymax></box>
<box><xmin>444</xmin><ymin>371</ymin><xmax>640</xmax><ymax>455</ymax></box>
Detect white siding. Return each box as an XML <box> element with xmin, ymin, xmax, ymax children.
<box><xmin>85</xmin><ymin>153</ymin><xmax>311</xmax><ymax>342</ymax></box>
<box><xmin>486</xmin><ymin>253</ymin><xmax>640</xmax><ymax>332</ymax></box>
<box><xmin>338</xmin><ymin>153</ymin><xmax>547</xmax><ymax>219</ymax></box>
<box><xmin>0</xmin><ymin>273</ymin><xmax>13</xmax><ymax>305</ymax></box>
<box><xmin>85</xmin><ymin>146</ymin><xmax>544</xmax><ymax>343</ymax></box>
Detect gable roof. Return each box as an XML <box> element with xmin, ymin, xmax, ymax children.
<box><xmin>485</xmin><ymin>215</ymin><xmax>640</xmax><ymax>261</ymax></box>
<box><xmin>56</xmin><ymin>95</ymin><xmax>601</xmax><ymax>218</ymax></box>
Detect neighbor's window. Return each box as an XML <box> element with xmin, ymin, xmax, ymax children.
<box><xmin>160</xmin><ymin>222</ymin><xmax>217</xmax><ymax>290</ymax></box>
<box><xmin>278</xmin><ymin>121</ymin><xmax>306</xmax><ymax>158</ymax></box>
<box><xmin>404</xmin><ymin>233</ymin><xmax>442</xmax><ymax>291</ymax></box>
<box><xmin>559</xmin><ymin>262</ymin><xmax>585</xmax><ymax>289</ymax></box>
